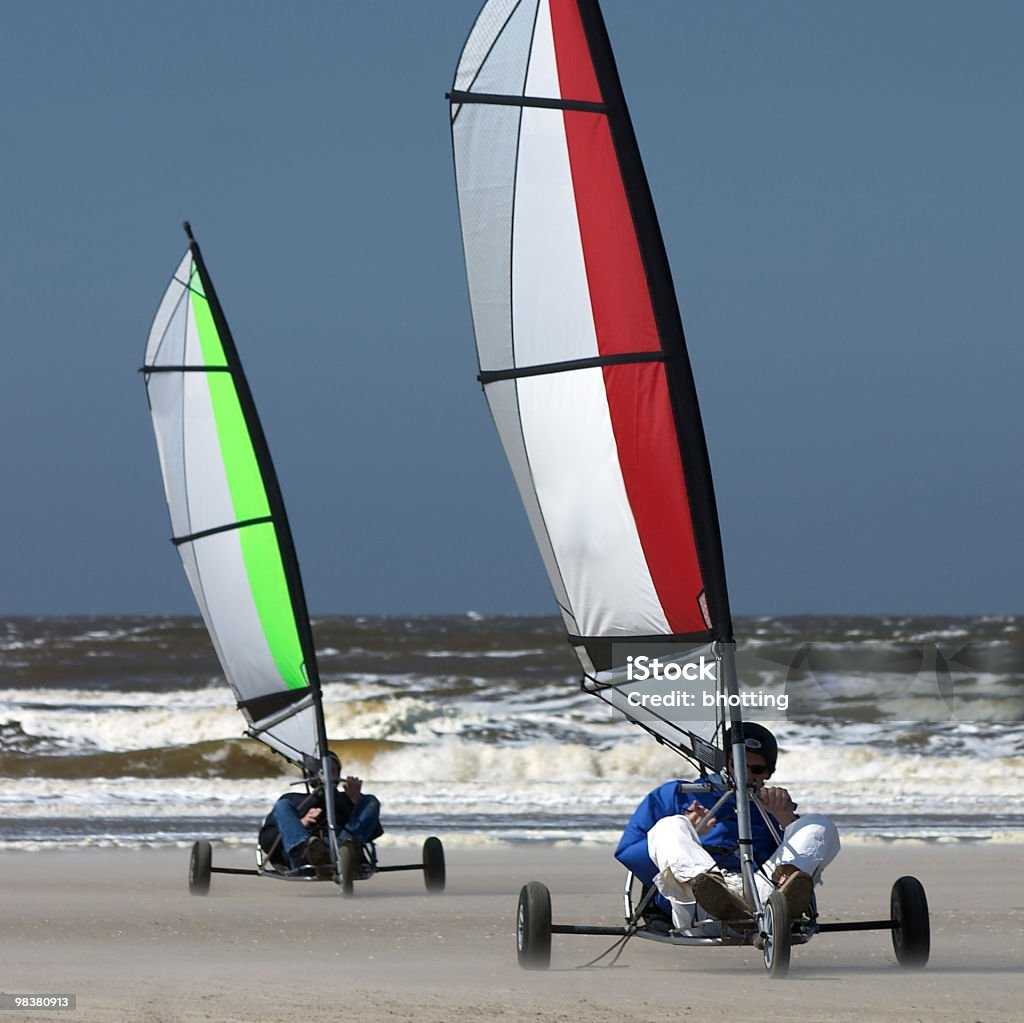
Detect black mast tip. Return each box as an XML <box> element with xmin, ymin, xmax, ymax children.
<box><xmin>182</xmin><ymin>220</ymin><xmax>195</xmax><ymax>243</ymax></box>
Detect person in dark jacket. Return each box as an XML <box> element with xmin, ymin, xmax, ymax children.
<box><xmin>259</xmin><ymin>752</ymin><xmax>382</xmax><ymax>870</ymax></box>
<box><xmin>615</xmin><ymin>723</ymin><xmax>839</xmax><ymax>930</ymax></box>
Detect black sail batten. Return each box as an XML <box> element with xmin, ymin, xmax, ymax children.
<box><xmin>171</xmin><ymin>515</ymin><xmax>275</xmax><ymax>548</ymax></box>
<box><xmin>575</xmin><ymin>0</ymin><xmax>734</xmax><ymax>642</ymax></box>
<box><xmin>141</xmin><ymin>365</ymin><xmax>232</xmax><ymax>374</ymax></box>
<box><xmin>478</xmin><ymin>350</ymin><xmax>665</xmax><ymax>384</ymax></box>
<box><xmin>182</xmin><ymin>225</ymin><xmax>328</xmax><ymax>754</ymax></box>
<box><xmin>448</xmin><ymin>89</ymin><xmax>605</xmax><ymax>113</ymax></box>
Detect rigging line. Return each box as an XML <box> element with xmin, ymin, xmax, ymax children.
<box><xmin>575</xmin><ymin>885</ymin><xmax>656</xmax><ymax>969</ymax></box>
<box><xmin>586</xmin><ymin>691</ymin><xmax>707</xmax><ymax>774</ymax></box>
<box><xmin>170</xmin><ymin>272</ymin><xmax>195</xmax><ymax>293</ymax></box>
<box><xmin>454</xmin><ymin>0</ymin><xmax>526</xmax><ymax>109</ymax></box>
<box><xmin>554</xmin><ymin>599</ymin><xmax>580</xmax><ymax>634</ymax></box>
<box><xmin>172</xmin><ymin>515</ymin><xmax>274</xmax><ymax>547</ymax></box>
<box><xmin>184</xmin><ymin>260</ymin><xmax>207</xmax><ymax>301</ymax></box>
<box><xmin>169</xmin><ymin>271</ymin><xmax>206</xmax><ymax>303</ymax></box>
<box><xmin>447</xmin><ymin>89</ymin><xmax>605</xmax><ymax>113</ymax></box>
<box><xmin>574</xmin><ymin>931</ymin><xmax>633</xmax><ymax>970</ymax></box>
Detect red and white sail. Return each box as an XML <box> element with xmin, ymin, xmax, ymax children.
<box><xmin>449</xmin><ymin>0</ymin><xmax>733</xmax><ymax>686</ymax></box>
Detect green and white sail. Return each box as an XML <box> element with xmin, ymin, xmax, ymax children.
<box><xmin>143</xmin><ymin>223</ymin><xmax>325</xmax><ymax>767</ymax></box>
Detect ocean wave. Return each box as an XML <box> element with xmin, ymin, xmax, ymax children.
<box><xmin>5</xmin><ymin>677</ymin><xmax>1022</xmax><ymax>762</ymax></box>
<box><xmin>3</xmin><ymin>614</ymin><xmax>1023</xmax><ymax>846</ymax></box>
<box><xmin>3</xmin><ymin>730</ymin><xmax>1022</xmax><ymax>805</ymax></box>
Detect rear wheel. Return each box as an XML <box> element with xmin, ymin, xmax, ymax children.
<box><xmin>338</xmin><ymin>840</ymin><xmax>357</xmax><ymax>897</ymax></box>
<box><xmin>891</xmin><ymin>876</ymin><xmax>929</xmax><ymax>968</ymax></box>
<box><xmin>423</xmin><ymin>836</ymin><xmax>445</xmax><ymax>893</ymax></box>
<box><xmin>516</xmin><ymin>882</ymin><xmax>552</xmax><ymax>970</ymax></box>
<box><xmin>761</xmin><ymin>889</ymin><xmax>791</xmax><ymax>978</ymax></box>
<box><xmin>188</xmin><ymin>840</ymin><xmax>212</xmax><ymax>896</ymax></box>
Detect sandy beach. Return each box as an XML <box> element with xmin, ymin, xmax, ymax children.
<box><xmin>0</xmin><ymin>841</ymin><xmax>1020</xmax><ymax>1022</ymax></box>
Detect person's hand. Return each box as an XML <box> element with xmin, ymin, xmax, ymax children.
<box><xmin>684</xmin><ymin>800</ymin><xmax>716</xmax><ymax>835</ymax></box>
<box><xmin>342</xmin><ymin>776</ymin><xmax>363</xmax><ymax>801</ymax></box>
<box><xmin>758</xmin><ymin>786</ymin><xmax>798</xmax><ymax>826</ymax></box>
<box><xmin>300</xmin><ymin>806</ymin><xmax>322</xmax><ymax>827</ymax></box>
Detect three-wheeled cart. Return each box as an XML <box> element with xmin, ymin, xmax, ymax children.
<box><xmin>187</xmin><ymin>831</ymin><xmax>446</xmax><ymax>898</ymax></box>
<box><xmin>516</xmin><ymin>769</ymin><xmax>928</xmax><ymax>979</ymax></box>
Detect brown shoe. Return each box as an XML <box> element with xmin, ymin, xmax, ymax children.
<box><xmin>304</xmin><ymin>836</ymin><xmax>329</xmax><ymax>867</ymax></box>
<box><xmin>774</xmin><ymin>867</ymin><xmax>814</xmax><ymax>917</ymax></box>
<box><xmin>691</xmin><ymin>872</ymin><xmax>753</xmax><ymax>921</ymax></box>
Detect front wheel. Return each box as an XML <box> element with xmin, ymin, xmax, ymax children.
<box><xmin>891</xmin><ymin>876</ymin><xmax>929</xmax><ymax>968</ymax></box>
<box><xmin>516</xmin><ymin>881</ymin><xmax>552</xmax><ymax>970</ymax></box>
<box><xmin>338</xmin><ymin>840</ymin><xmax>357</xmax><ymax>897</ymax></box>
<box><xmin>423</xmin><ymin>836</ymin><xmax>445</xmax><ymax>893</ymax></box>
<box><xmin>188</xmin><ymin>840</ymin><xmax>212</xmax><ymax>896</ymax></box>
<box><xmin>761</xmin><ymin>889</ymin><xmax>791</xmax><ymax>979</ymax></box>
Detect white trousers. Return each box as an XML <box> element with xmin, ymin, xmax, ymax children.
<box><xmin>645</xmin><ymin>813</ymin><xmax>841</xmax><ymax>930</ymax></box>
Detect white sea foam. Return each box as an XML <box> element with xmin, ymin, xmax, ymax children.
<box><xmin>0</xmin><ymin>687</ymin><xmax>246</xmax><ymax>751</ymax></box>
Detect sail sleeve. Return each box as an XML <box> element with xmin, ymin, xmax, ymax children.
<box><xmin>143</xmin><ymin>235</ymin><xmax>323</xmax><ymax>765</ymax></box>
<box><xmin>449</xmin><ymin>0</ymin><xmax>733</xmax><ymax>677</ymax></box>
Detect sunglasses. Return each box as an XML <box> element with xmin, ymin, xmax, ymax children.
<box><xmin>746</xmin><ymin>763</ymin><xmax>770</xmax><ymax>776</ymax></box>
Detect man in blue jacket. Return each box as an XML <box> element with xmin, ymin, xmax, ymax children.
<box><xmin>615</xmin><ymin>723</ymin><xmax>839</xmax><ymax>930</ymax></box>
<box><xmin>258</xmin><ymin>752</ymin><xmax>383</xmax><ymax>871</ymax></box>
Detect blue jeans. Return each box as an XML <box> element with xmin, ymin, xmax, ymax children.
<box><xmin>271</xmin><ymin>795</ymin><xmax>381</xmax><ymax>869</ymax></box>
<box><xmin>340</xmin><ymin>795</ymin><xmax>382</xmax><ymax>847</ymax></box>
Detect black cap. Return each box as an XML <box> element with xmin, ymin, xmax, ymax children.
<box><xmin>723</xmin><ymin>722</ymin><xmax>778</xmax><ymax>773</ymax></box>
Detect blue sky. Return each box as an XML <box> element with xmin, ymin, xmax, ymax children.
<box><xmin>1</xmin><ymin>1</ymin><xmax>1020</xmax><ymax>616</ymax></box>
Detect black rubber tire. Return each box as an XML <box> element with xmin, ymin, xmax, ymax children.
<box><xmin>762</xmin><ymin>889</ymin><xmax>791</xmax><ymax>979</ymax></box>
<box><xmin>188</xmin><ymin>840</ymin><xmax>212</xmax><ymax>896</ymax></box>
<box><xmin>891</xmin><ymin>875</ymin><xmax>930</xmax><ymax>968</ymax></box>
<box><xmin>423</xmin><ymin>836</ymin><xmax>446</xmax><ymax>893</ymax></box>
<box><xmin>516</xmin><ymin>881</ymin><xmax>552</xmax><ymax>970</ymax></box>
<box><xmin>338</xmin><ymin>841</ymin><xmax>356</xmax><ymax>897</ymax></box>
